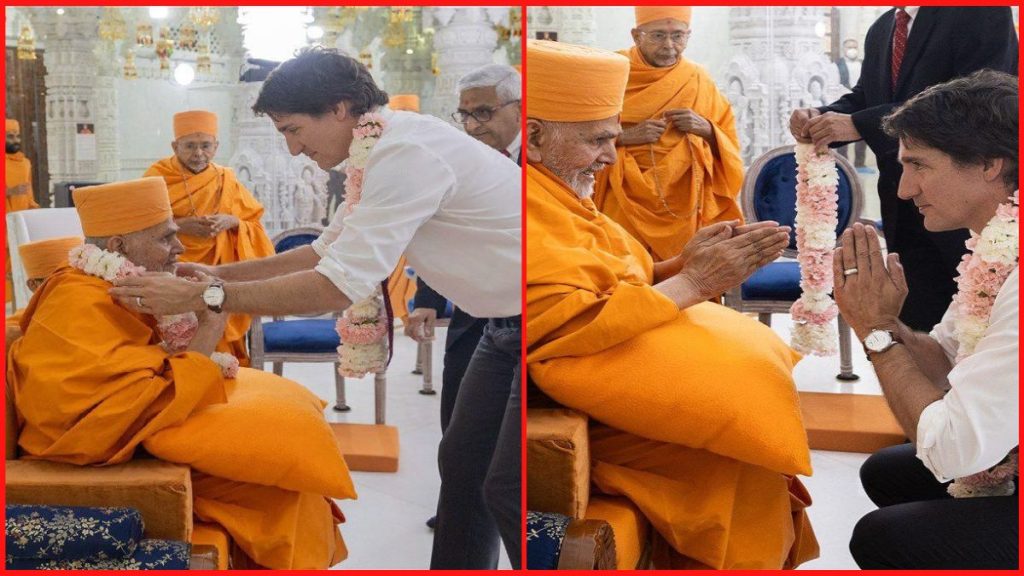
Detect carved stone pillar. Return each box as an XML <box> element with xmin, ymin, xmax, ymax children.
<box><xmin>427</xmin><ymin>7</ymin><xmax>499</xmax><ymax>125</ymax></box>
<box><xmin>526</xmin><ymin>6</ymin><xmax>596</xmax><ymax>46</ymax></box>
<box><xmin>29</xmin><ymin>8</ymin><xmax>102</xmax><ymax>198</ymax></box>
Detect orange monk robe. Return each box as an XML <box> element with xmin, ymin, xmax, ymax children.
<box><xmin>386</xmin><ymin>255</ymin><xmax>417</xmax><ymax>322</ymax></box>
<box><xmin>144</xmin><ymin>157</ymin><xmax>275</xmax><ymax>364</ymax></box>
<box><xmin>8</xmin><ymin>269</ymin><xmax>351</xmax><ymax>569</ymax></box>
<box><xmin>6</xmin><ymin>151</ymin><xmax>40</xmax><ymax>302</ymax></box>
<box><xmin>526</xmin><ymin>164</ymin><xmax>818</xmax><ymax>569</ymax></box>
<box><xmin>594</xmin><ymin>47</ymin><xmax>744</xmax><ymax>262</ymax></box>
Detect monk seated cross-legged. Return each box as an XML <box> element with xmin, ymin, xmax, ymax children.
<box><xmin>526</xmin><ymin>40</ymin><xmax>819</xmax><ymax>569</ymax></box>
<box><xmin>7</xmin><ymin>177</ymin><xmax>354</xmax><ymax>569</ymax></box>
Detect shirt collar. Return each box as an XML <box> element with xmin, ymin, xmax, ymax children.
<box><xmin>902</xmin><ymin>6</ymin><xmax>920</xmax><ymax>20</ymax></box>
<box><xmin>506</xmin><ymin>131</ymin><xmax>522</xmax><ymax>159</ymax></box>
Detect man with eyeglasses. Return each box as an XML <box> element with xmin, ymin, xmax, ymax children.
<box><xmin>144</xmin><ymin>110</ymin><xmax>275</xmax><ymax>364</ymax></box>
<box><xmin>594</xmin><ymin>6</ymin><xmax>744</xmax><ymax>265</ymax></box>
<box><xmin>450</xmin><ymin>64</ymin><xmax>522</xmax><ymax>163</ymax></box>
<box><xmin>411</xmin><ymin>63</ymin><xmax>521</xmax><ymax>533</ymax></box>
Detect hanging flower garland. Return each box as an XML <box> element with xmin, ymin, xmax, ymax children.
<box><xmin>790</xmin><ymin>143</ymin><xmax>840</xmax><ymax>355</ymax></box>
<box><xmin>67</xmin><ymin>244</ymin><xmax>239</xmax><ymax>378</ymax></box>
<box><xmin>335</xmin><ymin>111</ymin><xmax>390</xmax><ymax>378</ymax></box>
<box><xmin>947</xmin><ymin>190</ymin><xmax>1018</xmax><ymax>498</ymax></box>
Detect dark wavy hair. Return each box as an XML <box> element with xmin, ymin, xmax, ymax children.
<box><xmin>252</xmin><ymin>47</ymin><xmax>389</xmax><ymax>118</ymax></box>
<box><xmin>883</xmin><ymin>69</ymin><xmax>1018</xmax><ymax>189</ymax></box>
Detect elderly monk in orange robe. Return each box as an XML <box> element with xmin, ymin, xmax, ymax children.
<box><xmin>144</xmin><ymin>110</ymin><xmax>274</xmax><ymax>364</ymax></box>
<box><xmin>526</xmin><ymin>40</ymin><xmax>818</xmax><ymax>569</ymax></box>
<box><xmin>6</xmin><ymin>119</ymin><xmax>41</xmax><ymax>304</ymax></box>
<box><xmin>7</xmin><ymin>177</ymin><xmax>353</xmax><ymax>569</ymax></box>
<box><xmin>594</xmin><ymin>7</ymin><xmax>744</xmax><ymax>262</ymax></box>
<box><xmin>5</xmin><ymin>236</ymin><xmax>83</xmax><ymax>342</ymax></box>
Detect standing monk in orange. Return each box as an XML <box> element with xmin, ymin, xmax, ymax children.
<box><xmin>594</xmin><ymin>7</ymin><xmax>744</xmax><ymax>262</ymax></box>
<box><xmin>6</xmin><ymin>119</ymin><xmax>41</xmax><ymax>305</ymax></box>
<box><xmin>145</xmin><ymin>110</ymin><xmax>274</xmax><ymax>364</ymax></box>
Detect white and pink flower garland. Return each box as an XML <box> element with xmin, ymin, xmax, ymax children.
<box><xmin>335</xmin><ymin>111</ymin><xmax>390</xmax><ymax>378</ymax></box>
<box><xmin>68</xmin><ymin>244</ymin><xmax>239</xmax><ymax>379</ymax></box>
<box><xmin>790</xmin><ymin>143</ymin><xmax>840</xmax><ymax>356</ymax></box>
<box><xmin>947</xmin><ymin>190</ymin><xmax>1018</xmax><ymax>498</ymax></box>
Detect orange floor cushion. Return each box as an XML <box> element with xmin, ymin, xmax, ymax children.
<box><xmin>585</xmin><ymin>495</ymin><xmax>649</xmax><ymax>570</ymax></box>
<box><xmin>191</xmin><ymin>522</ymin><xmax>231</xmax><ymax>570</ymax></box>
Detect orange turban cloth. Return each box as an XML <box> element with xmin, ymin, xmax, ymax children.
<box><xmin>635</xmin><ymin>6</ymin><xmax>692</xmax><ymax>26</ymax></box>
<box><xmin>390</xmin><ymin>94</ymin><xmax>420</xmax><ymax>112</ymax></box>
<box><xmin>6</xmin><ymin>119</ymin><xmax>20</xmax><ymax>134</ymax></box>
<box><xmin>18</xmin><ymin>236</ymin><xmax>84</xmax><ymax>280</ymax></box>
<box><xmin>73</xmin><ymin>177</ymin><xmax>173</xmax><ymax>237</ymax></box>
<box><xmin>526</xmin><ymin>40</ymin><xmax>629</xmax><ymax>122</ymax></box>
<box><xmin>173</xmin><ymin>110</ymin><xmax>218</xmax><ymax>139</ymax></box>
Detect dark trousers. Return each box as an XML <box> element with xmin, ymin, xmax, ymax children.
<box><xmin>430</xmin><ymin>317</ymin><xmax>521</xmax><ymax>569</ymax></box>
<box><xmin>851</xmin><ymin>444</ymin><xmax>1018</xmax><ymax>569</ymax></box>
<box><xmin>439</xmin><ymin>316</ymin><xmax>487</xmax><ymax>432</ymax></box>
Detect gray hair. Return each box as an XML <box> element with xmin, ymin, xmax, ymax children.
<box><xmin>457</xmin><ymin>64</ymin><xmax>521</xmax><ymax>103</ymax></box>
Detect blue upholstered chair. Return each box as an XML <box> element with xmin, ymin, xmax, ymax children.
<box><xmin>724</xmin><ymin>145</ymin><xmax>864</xmax><ymax>380</ymax></box>
<box><xmin>248</xmin><ymin>226</ymin><xmax>389</xmax><ymax>423</ymax></box>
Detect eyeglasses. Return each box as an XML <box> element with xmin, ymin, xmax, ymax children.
<box><xmin>451</xmin><ymin>100</ymin><xmax>520</xmax><ymax>124</ymax></box>
<box><xmin>639</xmin><ymin>30</ymin><xmax>691</xmax><ymax>44</ymax></box>
<box><xmin>179</xmin><ymin>141</ymin><xmax>217</xmax><ymax>153</ymax></box>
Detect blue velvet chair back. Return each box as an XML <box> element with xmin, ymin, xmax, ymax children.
<box><xmin>747</xmin><ymin>147</ymin><xmax>861</xmax><ymax>252</ymax></box>
<box><xmin>274</xmin><ymin>231</ymin><xmax>320</xmax><ymax>253</ymax></box>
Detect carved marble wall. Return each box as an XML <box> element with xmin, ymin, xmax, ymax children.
<box><xmin>527</xmin><ymin>6</ymin><xmax>596</xmax><ymax>45</ymax></box>
<box><xmin>719</xmin><ymin>7</ymin><xmax>844</xmax><ymax>166</ymax></box>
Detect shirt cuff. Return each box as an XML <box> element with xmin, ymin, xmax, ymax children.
<box><xmin>314</xmin><ymin>259</ymin><xmax>374</xmax><ymax>306</ymax></box>
<box><xmin>915</xmin><ymin>399</ymin><xmax>952</xmax><ymax>483</ymax></box>
<box><xmin>310</xmin><ymin>236</ymin><xmax>329</xmax><ymax>258</ymax></box>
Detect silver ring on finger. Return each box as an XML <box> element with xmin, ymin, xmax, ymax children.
<box><xmin>844</xmin><ymin>268</ymin><xmax>859</xmax><ymax>276</ymax></box>
<box><xmin>136</xmin><ymin>296</ymin><xmax>145</xmax><ymax>308</ymax></box>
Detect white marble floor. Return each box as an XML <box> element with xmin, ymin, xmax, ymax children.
<box><xmin>262</xmin><ymin>329</ymin><xmax>512</xmax><ymax>570</ymax></box>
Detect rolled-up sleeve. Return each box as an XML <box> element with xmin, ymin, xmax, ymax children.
<box><xmin>916</xmin><ymin>272</ymin><xmax>1019</xmax><ymax>481</ymax></box>
<box><xmin>311</xmin><ymin>203</ymin><xmax>347</xmax><ymax>257</ymax></box>
<box><xmin>314</xmin><ymin>141</ymin><xmax>455</xmax><ymax>303</ymax></box>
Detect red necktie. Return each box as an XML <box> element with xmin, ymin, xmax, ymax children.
<box><xmin>891</xmin><ymin>9</ymin><xmax>910</xmax><ymax>92</ymax></box>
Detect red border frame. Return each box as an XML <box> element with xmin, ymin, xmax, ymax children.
<box><xmin>2</xmin><ymin>2</ymin><xmax>1021</xmax><ymax>574</ymax></box>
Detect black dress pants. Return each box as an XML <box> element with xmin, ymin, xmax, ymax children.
<box><xmin>850</xmin><ymin>444</ymin><xmax>1018</xmax><ymax>569</ymax></box>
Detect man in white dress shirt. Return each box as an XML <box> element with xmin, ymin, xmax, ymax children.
<box><xmin>406</xmin><ymin>63</ymin><xmax>522</xmax><ymax>532</ymax></box>
<box><xmin>833</xmin><ymin>70</ymin><xmax>1017</xmax><ymax>569</ymax></box>
<box><xmin>110</xmin><ymin>47</ymin><xmax>522</xmax><ymax>569</ymax></box>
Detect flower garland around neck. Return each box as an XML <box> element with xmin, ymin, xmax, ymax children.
<box><xmin>790</xmin><ymin>143</ymin><xmax>840</xmax><ymax>356</ymax></box>
<box><xmin>336</xmin><ymin>111</ymin><xmax>390</xmax><ymax>378</ymax></box>
<box><xmin>67</xmin><ymin>244</ymin><xmax>239</xmax><ymax>379</ymax></box>
<box><xmin>947</xmin><ymin>190</ymin><xmax>1018</xmax><ymax>499</ymax></box>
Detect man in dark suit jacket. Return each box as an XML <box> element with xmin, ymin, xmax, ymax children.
<box><xmin>789</xmin><ymin>6</ymin><xmax>1017</xmax><ymax>331</ymax></box>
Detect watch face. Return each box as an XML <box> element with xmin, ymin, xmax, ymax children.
<box><xmin>203</xmin><ymin>285</ymin><xmax>225</xmax><ymax>306</ymax></box>
<box><xmin>865</xmin><ymin>330</ymin><xmax>893</xmax><ymax>352</ymax></box>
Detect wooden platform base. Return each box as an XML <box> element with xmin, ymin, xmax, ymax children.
<box><xmin>798</xmin><ymin>392</ymin><xmax>907</xmax><ymax>454</ymax></box>
<box><xmin>331</xmin><ymin>423</ymin><xmax>400</xmax><ymax>473</ymax></box>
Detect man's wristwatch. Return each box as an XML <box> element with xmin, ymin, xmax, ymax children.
<box><xmin>202</xmin><ymin>281</ymin><xmax>225</xmax><ymax>313</ymax></box>
<box><xmin>862</xmin><ymin>329</ymin><xmax>902</xmax><ymax>360</ymax></box>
